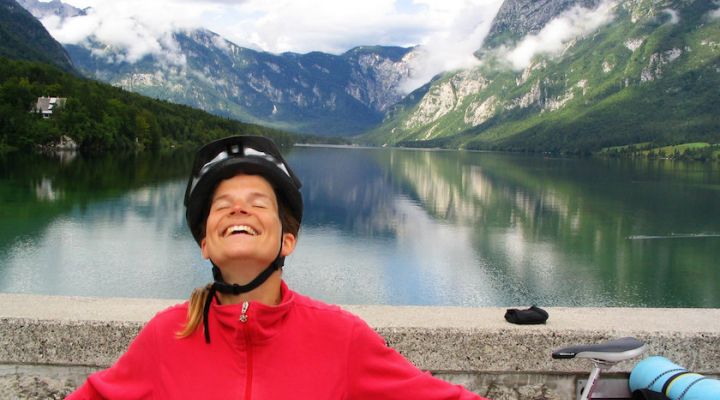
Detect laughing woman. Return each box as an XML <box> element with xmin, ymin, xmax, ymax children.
<box><xmin>67</xmin><ymin>135</ymin><xmax>488</xmax><ymax>400</ymax></box>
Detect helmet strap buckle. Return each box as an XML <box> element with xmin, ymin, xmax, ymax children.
<box><xmin>202</xmin><ymin>234</ymin><xmax>285</xmax><ymax>343</ymax></box>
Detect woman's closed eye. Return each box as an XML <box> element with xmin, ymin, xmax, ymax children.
<box><xmin>248</xmin><ymin>193</ymin><xmax>275</xmax><ymax>209</ymax></box>
<box><xmin>212</xmin><ymin>199</ymin><xmax>232</xmax><ymax>211</ymax></box>
<box><xmin>252</xmin><ymin>200</ymin><xmax>271</xmax><ymax>209</ymax></box>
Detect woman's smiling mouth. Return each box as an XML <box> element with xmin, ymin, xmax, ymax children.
<box><xmin>224</xmin><ymin>225</ymin><xmax>258</xmax><ymax>237</ymax></box>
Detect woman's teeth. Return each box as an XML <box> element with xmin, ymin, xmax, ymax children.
<box><xmin>225</xmin><ymin>225</ymin><xmax>257</xmax><ymax>236</ymax></box>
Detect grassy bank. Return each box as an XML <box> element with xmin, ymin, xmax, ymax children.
<box><xmin>600</xmin><ymin>142</ymin><xmax>720</xmax><ymax>162</ymax></box>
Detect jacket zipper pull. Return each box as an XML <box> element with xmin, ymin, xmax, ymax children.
<box><xmin>240</xmin><ymin>301</ymin><xmax>249</xmax><ymax>323</ymax></box>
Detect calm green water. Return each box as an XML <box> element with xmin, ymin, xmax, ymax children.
<box><xmin>1</xmin><ymin>146</ymin><xmax>719</xmax><ymax>307</ymax></box>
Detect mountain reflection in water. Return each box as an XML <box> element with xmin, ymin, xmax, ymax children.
<box><xmin>1</xmin><ymin>146</ymin><xmax>719</xmax><ymax>307</ymax></box>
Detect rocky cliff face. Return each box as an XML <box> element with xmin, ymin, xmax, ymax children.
<box><xmin>63</xmin><ymin>29</ymin><xmax>414</xmax><ymax>135</ymax></box>
<box><xmin>484</xmin><ymin>0</ymin><xmax>601</xmax><ymax>47</ymax></box>
<box><xmin>342</xmin><ymin>46</ymin><xmax>416</xmax><ymax>113</ymax></box>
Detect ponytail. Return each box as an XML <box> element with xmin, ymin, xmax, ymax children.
<box><xmin>176</xmin><ymin>284</ymin><xmax>212</xmax><ymax>339</ymax></box>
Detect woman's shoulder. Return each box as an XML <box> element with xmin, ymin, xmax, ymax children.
<box><xmin>144</xmin><ymin>301</ymin><xmax>189</xmax><ymax>327</ymax></box>
<box><xmin>290</xmin><ymin>290</ymin><xmax>364</xmax><ymax>325</ymax></box>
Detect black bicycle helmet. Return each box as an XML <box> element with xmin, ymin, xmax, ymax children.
<box><xmin>184</xmin><ymin>135</ymin><xmax>303</xmax><ymax>245</ymax></box>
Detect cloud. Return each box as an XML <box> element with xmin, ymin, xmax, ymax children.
<box><xmin>503</xmin><ymin>0</ymin><xmax>617</xmax><ymax>71</ymax></box>
<box><xmin>217</xmin><ymin>0</ymin><xmax>503</xmax><ymax>94</ymax></box>
<box><xmin>400</xmin><ymin>0</ymin><xmax>503</xmax><ymax>93</ymax></box>
<box><xmin>42</xmin><ymin>0</ymin><xmax>502</xmax><ymax>90</ymax></box>
<box><xmin>40</xmin><ymin>13</ymin><xmax>99</xmax><ymax>44</ymax></box>
<box><xmin>710</xmin><ymin>2</ymin><xmax>720</xmax><ymax>19</ymax></box>
<box><xmin>55</xmin><ymin>0</ymin><xmax>500</xmax><ymax>56</ymax></box>
<box><xmin>210</xmin><ymin>34</ymin><xmax>230</xmax><ymax>52</ymax></box>
<box><xmin>661</xmin><ymin>8</ymin><xmax>680</xmax><ymax>24</ymax></box>
<box><xmin>41</xmin><ymin>0</ymin><xmax>214</xmax><ymax>65</ymax></box>
<box><xmin>209</xmin><ymin>0</ymin><xmax>501</xmax><ymax>55</ymax></box>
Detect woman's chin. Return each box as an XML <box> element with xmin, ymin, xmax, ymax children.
<box><xmin>212</xmin><ymin>252</ymin><xmax>275</xmax><ymax>268</ymax></box>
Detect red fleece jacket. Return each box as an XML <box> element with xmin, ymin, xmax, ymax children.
<box><xmin>67</xmin><ymin>282</ymin><xmax>487</xmax><ymax>399</ymax></box>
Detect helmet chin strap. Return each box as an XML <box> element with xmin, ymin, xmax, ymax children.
<box><xmin>202</xmin><ymin>234</ymin><xmax>285</xmax><ymax>343</ymax></box>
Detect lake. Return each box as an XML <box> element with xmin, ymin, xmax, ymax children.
<box><xmin>1</xmin><ymin>145</ymin><xmax>719</xmax><ymax>307</ymax></box>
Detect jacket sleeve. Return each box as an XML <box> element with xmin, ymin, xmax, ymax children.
<box><xmin>65</xmin><ymin>319</ymin><xmax>158</xmax><ymax>400</ymax></box>
<box><xmin>345</xmin><ymin>319</ymin><xmax>488</xmax><ymax>400</ymax></box>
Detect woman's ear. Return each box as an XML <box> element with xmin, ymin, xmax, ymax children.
<box><xmin>200</xmin><ymin>237</ymin><xmax>210</xmax><ymax>260</ymax></box>
<box><xmin>280</xmin><ymin>232</ymin><xmax>297</xmax><ymax>257</ymax></box>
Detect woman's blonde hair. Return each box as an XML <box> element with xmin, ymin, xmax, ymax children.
<box><xmin>177</xmin><ymin>197</ymin><xmax>300</xmax><ymax>339</ymax></box>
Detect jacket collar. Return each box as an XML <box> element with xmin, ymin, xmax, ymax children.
<box><xmin>210</xmin><ymin>280</ymin><xmax>294</xmax><ymax>344</ymax></box>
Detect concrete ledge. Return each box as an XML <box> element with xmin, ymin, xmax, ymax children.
<box><xmin>2</xmin><ymin>293</ymin><xmax>719</xmax><ymax>399</ymax></box>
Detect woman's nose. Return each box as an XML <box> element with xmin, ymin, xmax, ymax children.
<box><xmin>229</xmin><ymin>202</ymin><xmax>249</xmax><ymax>215</ymax></box>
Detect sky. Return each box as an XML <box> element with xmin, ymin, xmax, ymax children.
<box><xmin>38</xmin><ymin>0</ymin><xmax>506</xmax><ymax>91</ymax></box>
<box><xmin>49</xmin><ymin>0</ymin><xmax>503</xmax><ymax>54</ymax></box>
<box><xmin>36</xmin><ymin>0</ymin><xmax>641</xmax><ymax>92</ymax></box>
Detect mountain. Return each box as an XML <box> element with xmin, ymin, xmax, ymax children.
<box><xmin>0</xmin><ymin>56</ymin><xmax>295</xmax><ymax>152</ymax></box>
<box><xmin>54</xmin><ymin>24</ymin><xmax>412</xmax><ymax>136</ymax></box>
<box><xmin>0</xmin><ymin>0</ymin><xmax>74</xmax><ymax>72</ymax></box>
<box><xmin>364</xmin><ymin>0</ymin><xmax>720</xmax><ymax>153</ymax></box>
<box><xmin>482</xmin><ymin>0</ymin><xmax>601</xmax><ymax>48</ymax></box>
<box><xmin>64</xmin><ymin>31</ymin><xmax>414</xmax><ymax>136</ymax></box>
<box><xmin>16</xmin><ymin>0</ymin><xmax>85</xmax><ymax>19</ymax></box>
<box><xmin>17</xmin><ymin>0</ymin><xmax>416</xmax><ymax>136</ymax></box>
<box><xmin>0</xmin><ymin>0</ymin><xmax>294</xmax><ymax>153</ymax></box>
<box><xmin>17</xmin><ymin>0</ymin><xmax>719</xmax><ymax>151</ymax></box>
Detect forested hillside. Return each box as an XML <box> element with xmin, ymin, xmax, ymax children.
<box><xmin>0</xmin><ymin>58</ymin><xmax>295</xmax><ymax>152</ymax></box>
<box><xmin>0</xmin><ymin>0</ymin><xmax>74</xmax><ymax>72</ymax></box>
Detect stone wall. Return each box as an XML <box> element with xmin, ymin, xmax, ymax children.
<box><xmin>2</xmin><ymin>293</ymin><xmax>719</xmax><ymax>399</ymax></box>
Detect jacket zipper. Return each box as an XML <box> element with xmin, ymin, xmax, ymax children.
<box><xmin>240</xmin><ymin>301</ymin><xmax>249</xmax><ymax>323</ymax></box>
<box><xmin>240</xmin><ymin>301</ymin><xmax>253</xmax><ymax>400</ymax></box>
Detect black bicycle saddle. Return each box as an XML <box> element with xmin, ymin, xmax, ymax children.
<box><xmin>552</xmin><ymin>337</ymin><xmax>646</xmax><ymax>363</ymax></box>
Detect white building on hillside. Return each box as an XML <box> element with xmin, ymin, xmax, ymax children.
<box><xmin>33</xmin><ymin>96</ymin><xmax>67</xmax><ymax>119</ymax></box>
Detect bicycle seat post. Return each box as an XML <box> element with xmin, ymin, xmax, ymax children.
<box><xmin>581</xmin><ymin>359</ymin><xmax>617</xmax><ymax>400</ymax></box>
<box><xmin>552</xmin><ymin>337</ymin><xmax>646</xmax><ymax>400</ymax></box>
